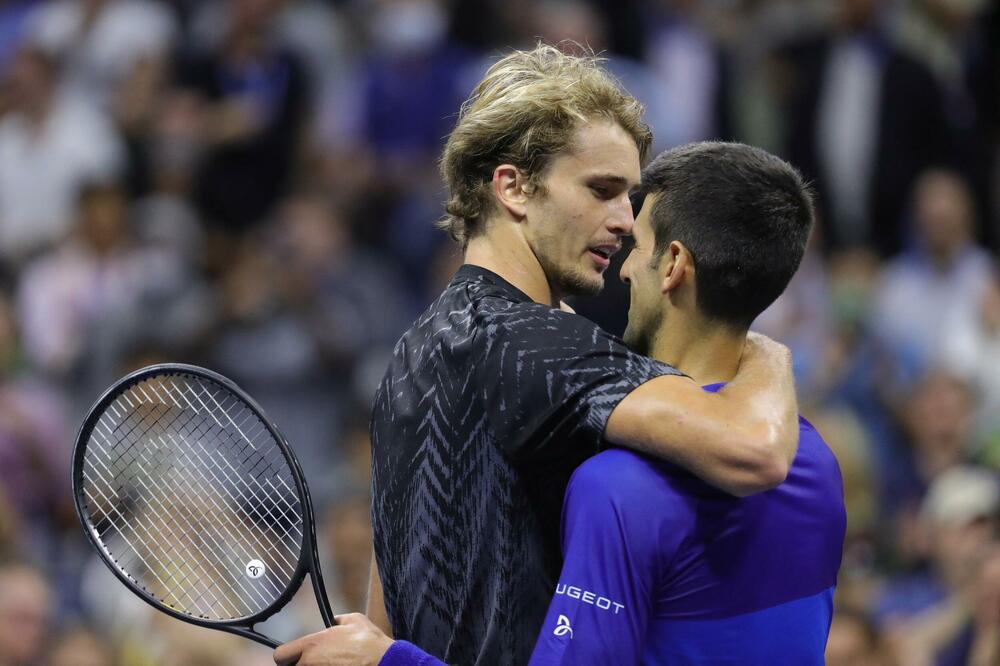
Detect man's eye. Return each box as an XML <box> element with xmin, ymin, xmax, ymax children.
<box><xmin>590</xmin><ymin>185</ymin><xmax>609</xmax><ymax>199</ymax></box>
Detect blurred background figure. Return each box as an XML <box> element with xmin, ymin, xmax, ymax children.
<box><xmin>0</xmin><ymin>0</ymin><xmax>992</xmax><ymax>661</ymax></box>
<box><xmin>47</xmin><ymin>627</ymin><xmax>118</xmax><ymax>666</ymax></box>
<box><xmin>778</xmin><ymin>0</ymin><xmax>949</xmax><ymax>256</ymax></box>
<box><xmin>826</xmin><ymin>609</ymin><xmax>886</xmax><ymax>666</ymax></box>
<box><xmin>0</xmin><ymin>563</ymin><xmax>52</xmax><ymax>666</ymax></box>
<box><xmin>0</xmin><ymin>45</ymin><xmax>124</xmax><ymax>268</ymax></box>
<box><xmin>174</xmin><ymin>0</ymin><xmax>308</xmax><ymax>235</ymax></box>
<box><xmin>870</xmin><ymin>169</ymin><xmax>994</xmax><ymax>382</ymax></box>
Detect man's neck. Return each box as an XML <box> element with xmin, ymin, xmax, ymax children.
<box><xmin>464</xmin><ymin>225</ymin><xmax>558</xmax><ymax>306</ymax></box>
<box><xmin>651</xmin><ymin>316</ymin><xmax>746</xmax><ymax>386</ymax></box>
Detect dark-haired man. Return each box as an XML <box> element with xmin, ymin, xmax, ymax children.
<box><xmin>531</xmin><ymin>142</ymin><xmax>846</xmax><ymax>664</ymax></box>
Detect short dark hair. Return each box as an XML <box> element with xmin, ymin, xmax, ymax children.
<box><xmin>640</xmin><ymin>142</ymin><xmax>814</xmax><ymax>330</ymax></box>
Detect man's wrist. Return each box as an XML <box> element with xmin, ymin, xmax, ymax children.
<box><xmin>378</xmin><ymin>640</ymin><xmax>445</xmax><ymax>666</ymax></box>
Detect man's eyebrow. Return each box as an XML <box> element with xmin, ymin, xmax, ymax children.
<box><xmin>585</xmin><ymin>174</ymin><xmax>639</xmax><ymax>189</ymax></box>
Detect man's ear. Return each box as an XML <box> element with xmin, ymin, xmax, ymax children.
<box><xmin>661</xmin><ymin>241</ymin><xmax>694</xmax><ymax>294</ymax></box>
<box><xmin>492</xmin><ymin>164</ymin><xmax>531</xmax><ymax>219</ymax></box>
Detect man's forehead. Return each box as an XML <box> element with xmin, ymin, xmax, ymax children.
<box><xmin>562</xmin><ymin>121</ymin><xmax>642</xmax><ymax>182</ymax></box>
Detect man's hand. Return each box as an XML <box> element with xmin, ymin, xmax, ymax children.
<box><xmin>274</xmin><ymin>613</ymin><xmax>394</xmax><ymax>666</ymax></box>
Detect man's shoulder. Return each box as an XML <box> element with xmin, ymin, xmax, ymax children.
<box><xmin>792</xmin><ymin>416</ymin><xmax>846</xmax><ymax>500</ymax></box>
<box><xmin>568</xmin><ymin>449</ymin><xmax>698</xmax><ymax>515</ymax></box>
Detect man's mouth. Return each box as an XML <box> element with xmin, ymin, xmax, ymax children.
<box><xmin>587</xmin><ymin>244</ymin><xmax>619</xmax><ymax>270</ymax></box>
<box><xmin>588</xmin><ymin>244</ymin><xmax>620</xmax><ymax>260</ymax></box>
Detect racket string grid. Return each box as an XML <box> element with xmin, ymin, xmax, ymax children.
<box><xmin>79</xmin><ymin>374</ymin><xmax>306</xmax><ymax>622</ymax></box>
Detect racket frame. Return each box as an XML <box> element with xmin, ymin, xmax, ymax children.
<box><xmin>72</xmin><ymin>363</ymin><xmax>335</xmax><ymax>649</ymax></box>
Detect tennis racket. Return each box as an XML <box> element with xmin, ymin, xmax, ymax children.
<box><xmin>72</xmin><ymin>363</ymin><xmax>335</xmax><ymax>649</ymax></box>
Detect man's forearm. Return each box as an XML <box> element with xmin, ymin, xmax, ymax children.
<box><xmin>605</xmin><ymin>334</ymin><xmax>797</xmax><ymax>496</ymax></box>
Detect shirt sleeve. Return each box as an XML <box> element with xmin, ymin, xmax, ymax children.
<box><xmin>473</xmin><ymin>301</ymin><xmax>681</xmax><ymax>464</ymax></box>
<box><xmin>529</xmin><ymin>451</ymin><xmax>680</xmax><ymax>665</ymax></box>
<box><xmin>379</xmin><ymin>640</ymin><xmax>447</xmax><ymax>666</ymax></box>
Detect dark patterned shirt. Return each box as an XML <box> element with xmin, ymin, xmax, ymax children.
<box><xmin>370</xmin><ymin>265</ymin><xmax>680</xmax><ymax>665</ymax></box>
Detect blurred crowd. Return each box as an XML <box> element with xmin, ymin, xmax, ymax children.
<box><xmin>0</xmin><ymin>0</ymin><xmax>995</xmax><ymax>664</ymax></box>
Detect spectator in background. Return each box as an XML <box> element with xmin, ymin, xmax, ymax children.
<box><xmin>896</xmin><ymin>0</ymin><xmax>999</xmax><ymax>250</ymax></box>
<box><xmin>0</xmin><ymin>563</ymin><xmax>52</xmax><ymax>666</ymax></box>
<box><xmin>207</xmin><ymin>225</ymin><xmax>344</xmax><ymax>492</ymax></box>
<box><xmin>826</xmin><ymin>609</ymin><xmax>886</xmax><ymax>666</ymax></box>
<box><xmin>904</xmin><ymin>372</ymin><xmax>976</xmax><ymax>492</ymax></box>
<box><xmin>47</xmin><ymin>627</ymin><xmax>118</xmax><ymax>666</ymax></box>
<box><xmin>0</xmin><ymin>45</ymin><xmax>124</xmax><ymax>267</ymax></box>
<box><xmin>754</xmin><ymin>231</ymin><xmax>833</xmax><ymax>401</ymax></box>
<box><xmin>640</xmin><ymin>0</ymin><xmax>729</xmax><ymax>152</ymax></box>
<box><xmin>361</xmin><ymin>0</ymin><xmax>469</xmax><ymax>171</ymax></box>
<box><xmin>24</xmin><ymin>0</ymin><xmax>177</xmax><ymax>112</ymax></box>
<box><xmin>942</xmin><ymin>271</ymin><xmax>1000</xmax><ymax>456</ymax></box>
<box><xmin>779</xmin><ymin>0</ymin><xmax>949</xmax><ymax>256</ymax></box>
<box><xmin>0</xmin><ymin>0</ymin><xmax>37</xmax><ymax>78</ymax></box>
<box><xmin>871</xmin><ymin>169</ymin><xmax>995</xmax><ymax>381</ymax></box>
<box><xmin>357</xmin><ymin>0</ymin><xmax>474</xmax><ymax>293</ymax></box>
<box><xmin>15</xmin><ymin>182</ymin><xmax>140</xmax><ymax>380</ymax></box>
<box><xmin>879</xmin><ymin>466</ymin><xmax>999</xmax><ymax>666</ymax></box>
<box><xmin>175</xmin><ymin>0</ymin><xmax>308</xmax><ymax>233</ymax></box>
<box><xmin>14</xmin><ymin>181</ymin><xmax>205</xmax><ymax>403</ymax></box>
<box><xmin>0</xmin><ymin>286</ymin><xmax>72</xmax><ymax>559</ymax></box>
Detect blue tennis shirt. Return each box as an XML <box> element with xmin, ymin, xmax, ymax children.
<box><xmin>528</xmin><ymin>383</ymin><xmax>846</xmax><ymax>665</ymax></box>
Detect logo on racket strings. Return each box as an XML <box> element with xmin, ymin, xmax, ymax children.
<box><xmin>245</xmin><ymin>559</ymin><xmax>266</xmax><ymax>579</ymax></box>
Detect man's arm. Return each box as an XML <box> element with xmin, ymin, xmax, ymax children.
<box><xmin>366</xmin><ymin>552</ymin><xmax>393</xmax><ymax>636</ymax></box>
<box><xmin>529</xmin><ymin>452</ymin><xmax>663</xmax><ymax>665</ymax></box>
<box><xmin>606</xmin><ymin>332</ymin><xmax>797</xmax><ymax>496</ymax></box>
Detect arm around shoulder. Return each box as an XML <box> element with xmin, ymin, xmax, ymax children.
<box><xmin>605</xmin><ymin>333</ymin><xmax>797</xmax><ymax>497</ymax></box>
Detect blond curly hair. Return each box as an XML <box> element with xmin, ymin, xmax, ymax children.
<box><xmin>438</xmin><ymin>43</ymin><xmax>651</xmax><ymax>247</ymax></box>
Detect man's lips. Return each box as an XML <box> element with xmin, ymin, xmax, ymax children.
<box><xmin>587</xmin><ymin>244</ymin><xmax>619</xmax><ymax>270</ymax></box>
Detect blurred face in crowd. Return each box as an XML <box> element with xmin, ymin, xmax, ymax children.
<box><xmin>914</xmin><ymin>169</ymin><xmax>975</xmax><ymax>265</ymax></box>
<box><xmin>931</xmin><ymin>514</ymin><xmax>996</xmax><ymax>589</ymax></box>
<box><xmin>825</xmin><ymin>613</ymin><xmax>882</xmax><ymax>666</ymax></box>
<box><xmin>231</xmin><ymin>0</ymin><xmax>282</xmax><ymax>33</ymax></box>
<box><xmin>6</xmin><ymin>47</ymin><xmax>54</xmax><ymax>114</ymax></box>
<box><xmin>371</xmin><ymin>0</ymin><xmax>448</xmax><ymax>55</ymax></box>
<box><xmin>79</xmin><ymin>186</ymin><xmax>129</xmax><ymax>256</ymax></box>
<box><xmin>276</xmin><ymin>195</ymin><xmax>348</xmax><ymax>274</ymax></box>
<box><xmin>533</xmin><ymin>0</ymin><xmax>607</xmax><ymax>53</ymax></box>
<box><xmin>906</xmin><ymin>372</ymin><xmax>975</xmax><ymax>481</ymax></box>
<box><xmin>0</xmin><ymin>565</ymin><xmax>52</xmax><ymax>665</ymax></box>
<box><xmin>48</xmin><ymin>629</ymin><xmax>116</xmax><ymax>666</ymax></box>
<box><xmin>518</xmin><ymin>120</ymin><xmax>639</xmax><ymax>299</ymax></box>
<box><xmin>839</xmin><ymin>0</ymin><xmax>882</xmax><ymax>29</ymax></box>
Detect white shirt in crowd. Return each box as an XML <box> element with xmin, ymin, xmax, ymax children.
<box><xmin>0</xmin><ymin>96</ymin><xmax>125</xmax><ymax>260</ymax></box>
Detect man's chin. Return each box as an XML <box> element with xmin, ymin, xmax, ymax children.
<box><xmin>557</xmin><ymin>272</ymin><xmax>604</xmax><ymax>298</ymax></box>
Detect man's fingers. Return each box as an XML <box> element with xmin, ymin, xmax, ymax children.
<box><xmin>273</xmin><ymin>630</ymin><xmax>321</xmax><ymax>665</ymax></box>
<box><xmin>273</xmin><ymin>641</ymin><xmax>302</xmax><ymax>666</ymax></box>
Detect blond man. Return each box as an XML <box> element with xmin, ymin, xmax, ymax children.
<box><xmin>275</xmin><ymin>45</ymin><xmax>798</xmax><ymax>666</ymax></box>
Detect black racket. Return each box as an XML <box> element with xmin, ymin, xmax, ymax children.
<box><xmin>72</xmin><ymin>363</ymin><xmax>335</xmax><ymax>649</ymax></box>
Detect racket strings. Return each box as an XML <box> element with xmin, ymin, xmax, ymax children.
<box><xmin>79</xmin><ymin>374</ymin><xmax>306</xmax><ymax>621</ymax></box>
